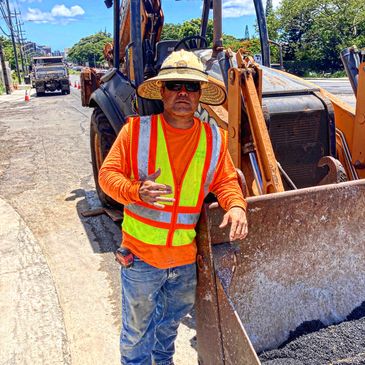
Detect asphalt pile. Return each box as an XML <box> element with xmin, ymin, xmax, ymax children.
<box><xmin>259</xmin><ymin>302</ymin><xmax>365</xmax><ymax>365</ymax></box>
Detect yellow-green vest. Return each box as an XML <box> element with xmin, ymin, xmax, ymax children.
<box><xmin>122</xmin><ymin>114</ymin><xmax>222</xmax><ymax>247</ymax></box>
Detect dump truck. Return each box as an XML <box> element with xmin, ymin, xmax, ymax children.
<box><xmin>80</xmin><ymin>0</ymin><xmax>365</xmax><ymax>363</ymax></box>
<box><xmin>31</xmin><ymin>56</ymin><xmax>70</xmax><ymax>96</ymax></box>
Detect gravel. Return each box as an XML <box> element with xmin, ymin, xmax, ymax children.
<box><xmin>259</xmin><ymin>302</ymin><xmax>365</xmax><ymax>365</ymax></box>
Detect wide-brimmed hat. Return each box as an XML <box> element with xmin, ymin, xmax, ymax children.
<box><xmin>137</xmin><ymin>50</ymin><xmax>226</xmax><ymax>105</ymax></box>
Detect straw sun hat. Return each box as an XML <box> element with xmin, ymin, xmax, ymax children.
<box><xmin>137</xmin><ymin>49</ymin><xmax>226</xmax><ymax>106</ymax></box>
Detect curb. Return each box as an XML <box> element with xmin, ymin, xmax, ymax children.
<box><xmin>0</xmin><ymin>197</ymin><xmax>71</xmax><ymax>364</ymax></box>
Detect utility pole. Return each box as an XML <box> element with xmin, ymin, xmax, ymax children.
<box><xmin>5</xmin><ymin>0</ymin><xmax>21</xmax><ymax>83</ymax></box>
<box><xmin>17</xmin><ymin>12</ymin><xmax>28</xmax><ymax>72</ymax></box>
<box><xmin>0</xmin><ymin>40</ymin><xmax>11</xmax><ymax>94</ymax></box>
<box><xmin>14</xmin><ymin>9</ymin><xmax>26</xmax><ymax>74</ymax></box>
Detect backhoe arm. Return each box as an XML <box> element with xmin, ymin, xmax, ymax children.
<box><xmin>227</xmin><ymin>50</ymin><xmax>284</xmax><ymax>195</ymax></box>
<box><xmin>119</xmin><ymin>0</ymin><xmax>164</xmax><ymax>62</ymax></box>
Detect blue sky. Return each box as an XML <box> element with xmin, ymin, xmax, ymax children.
<box><xmin>2</xmin><ymin>0</ymin><xmax>279</xmax><ymax>51</ymax></box>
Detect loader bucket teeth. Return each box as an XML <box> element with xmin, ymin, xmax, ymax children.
<box><xmin>196</xmin><ymin>179</ymin><xmax>365</xmax><ymax>363</ymax></box>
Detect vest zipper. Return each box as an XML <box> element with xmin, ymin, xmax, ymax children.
<box><xmin>162</xmin><ymin>116</ymin><xmax>201</xmax><ymax>248</ymax></box>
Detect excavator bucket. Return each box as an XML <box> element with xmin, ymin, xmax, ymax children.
<box><xmin>195</xmin><ymin>179</ymin><xmax>365</xmax><ymax>364</ymax></box>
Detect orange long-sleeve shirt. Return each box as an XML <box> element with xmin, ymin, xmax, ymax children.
<box><xmin>99</xmin><ymin>114</ymin><xmax>247</xmax><ymax>268</ymax></box>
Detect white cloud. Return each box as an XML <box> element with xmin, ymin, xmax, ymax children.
<box><xmin>25</xmin><ymin>8</ymin><xmax>53</xmax><ymax>23</ymax></box>
<box><xmin>222</xmin><ymin>0</ymin><xmax>281</xmax><ymax>18</ymax></box>
<box><xmin>51</xmin><ymin>4</ymin><xmax>85</xmax><ymax>17</ymax></box>
<box><xmin>25</xmin><ymin>4</ymin><xmax>85</xmax><ymax>24</ymax></box>
<box><xmin>223</xmin><ymin>0</ymin><xmax>254</xmax><ymax>17</ymax></box>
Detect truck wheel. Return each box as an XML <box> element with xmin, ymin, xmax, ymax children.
<box><xmin>90</xmin><ymin>107</ymin><xmax>122</xmax><ymax>209</ymax></box>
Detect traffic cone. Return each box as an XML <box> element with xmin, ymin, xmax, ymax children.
<box><xmin>74</xmin><ymin>81</ymin><xmax>77</xmax><ymax>88</ymax></box>
<box><xmin>24</xmin><ymin>90</ymin><xmax>30</xmax><ymax>102</ymax></box>
<box><xmin>77</xmin><ymin>82</ymin><xmax>81</xmax><ymax>90</ymax></box>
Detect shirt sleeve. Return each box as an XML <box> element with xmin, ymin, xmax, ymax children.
<box><xmin>98</xmin><ymin>121</ymin><xmax>142</xmax><ymax>205</ymax></box>
<box><xmin>210</xmin><ymin>129</ymin><xmax>248</xmax><ymax>212</ymax></box>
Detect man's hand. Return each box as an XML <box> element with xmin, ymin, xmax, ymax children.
<box><xmin>139</xmin><ymin>168</ymin><xmax>175</xmax><ymax>208</ymax></box>
<box><xmin>219</xmin><ymin>207</ymin><xmax>248</xmax><ymax>241</ymax></box>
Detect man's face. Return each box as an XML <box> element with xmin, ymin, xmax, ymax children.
<box><xmin>160</xmin><ymin>81</ymin><xmax>202</xmax><ymax>118</ymax></box>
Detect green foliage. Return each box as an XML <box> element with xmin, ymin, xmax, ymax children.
<box><xmin>161</xmin><ymin>23</ymin><xmax>181</xmax><ymax>40</ymax></box>
<box><xmin>68</xmin><ymin>69</ymin><xmax>81</xmax><ymax>75</ymax></box>
<box><xmin>244</xmin><ymin>25</ymin><xmax>250</xmax><ymax>40</ymax></box>
<box><xmin>68</xmin><ymin>32</ymin><xmax>112</xmax><ymax>66</ymax></box>
<box><xmin>268</xmin><ymin>0</ymin><xmax>365</xmax><ymax>73</ymax></box>
<box><xmin>161</xmin><ymin>18</ymin><xmax>214</xmax><ymax>46</ymax></box>
<box><xmin>222</xmin><ymin>35</ymin><xmax>261</xmax><ymax>55</ymax></box>
<box><xmin>266</xmin><ymin>0</ymin><xmax>274</xmax><ymax>17</ymax></box>
<box><xmin>0</xmin><ymin>80</ymin><xmax>4</xmax><ymax>95</ymax></box>
<box><xmin>161</xmin><ymin>18</ymin><xmax>263</xmax><ymax>61</ymax></box>
<box><xmin>0</xmin><ymin>36</ymin><xmax>16</xmax><ymax>69</ymax></box>
<box><xmin>161</xmin><ymin>18</ymin><xmax>262</xmax><ymax>55</ymax></box>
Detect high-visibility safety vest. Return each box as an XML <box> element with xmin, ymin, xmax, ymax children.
<box><xmin>122</xmin><ymin>114</ymin><xmax>222</xmax><ymax>247</ymax></box>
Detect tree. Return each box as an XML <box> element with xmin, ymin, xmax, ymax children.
<box><xmin>68</xmin><ymin>32</ymin><xmax>112</xmax><ymax>66</ymax></box>
<box><xmin>269</xmin><ymin>0</ymin><xmax>365</xmax><ymax>72</ymax></box>
<box><xmin>266</xmin><ymin>0</ymin><xmax>273</xmax><ymax>17</ymax></box>
<box><xmin>160</xmin><ymin>23</ymin><xmax>181</xmax><ymax>40</ymax></box>
<box><xmin>244</xmin><ymin>25</ymin><xmax>250</xmax><ymax>40</ymax></box>
<box><xmin>0</xmin><ymin>36</ymin><xmax>16</xmax><ymax>69</ymax></box>
<box><xmin>161</xmin><ymin>18</ymin><xmax>214</xmax><ymax>46</ymax></box>
<box><xmin>161</xmin><ymin>18</ymin><xmax>260</xmax><ymax>56</ymax></box>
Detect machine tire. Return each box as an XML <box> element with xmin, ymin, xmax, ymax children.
<box><xmin>36</xmin><ymin>91</ymin><xmax>44</xmax><ymax>97</ymax></box>
<box><xmin>90</xmin><ymin>107</ymin><xmax>122</xmax><ymax>209</ymax></box>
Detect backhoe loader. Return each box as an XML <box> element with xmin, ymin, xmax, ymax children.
<box><xmin>80</xmin><ymin>0</ymin><xmax>365</xmax><ymax>363</ymax></box>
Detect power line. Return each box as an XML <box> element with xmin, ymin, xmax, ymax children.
<box><xmin>3</xmin><ymin>0</ymin><xmax>21</xmax><ymax>82</ymax></box>
<box><xmin>0</xmin><ymin>24</ymin><xmax>9</xmax><ymax>36</ymax></box>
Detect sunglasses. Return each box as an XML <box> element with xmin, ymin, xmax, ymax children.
<box><xmin>164</xmin><ymin>81</ymin><xmax>201</xmax><ymax>92</ymax></box>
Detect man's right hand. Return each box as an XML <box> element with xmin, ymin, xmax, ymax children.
<box><xmin>139</xmin><ymin>168</ymin><xmax>175</xmax><ymax>208</ymax></box>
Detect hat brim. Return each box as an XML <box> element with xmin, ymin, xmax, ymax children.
<box><xmin>137</xmin><ymin>68</ymin><xmax>226</xmax><ymax>106</ymax></box>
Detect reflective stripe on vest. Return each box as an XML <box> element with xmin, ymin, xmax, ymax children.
<box><xmin>123</xmin><ymin>114</ymin><xmax>222</xmax><ymax>246</ymax></box>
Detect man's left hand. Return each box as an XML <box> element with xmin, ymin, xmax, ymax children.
<box><xmin>219</xmin><ymin>207</ymin><xmax>248</xmax><ymax>241</ymax></box>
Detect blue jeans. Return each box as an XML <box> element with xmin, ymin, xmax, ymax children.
<box><xmin>120</xmin><ymin>257</ymin><xmax>197</xmax><ymax>365</ymax></box>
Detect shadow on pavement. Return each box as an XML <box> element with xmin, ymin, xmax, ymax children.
<box><xmin>30</xmin><ymin>91</ymin><xmax>65</xmax><ymax>98</ymax></box>
<box><xmin>67</xmin><ymin>188</ymin><xmax>121</xmax><ymax>254</ymax></box>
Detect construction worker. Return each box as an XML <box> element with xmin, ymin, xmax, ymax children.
<box><xmin>98</xmin><ymin>49</ymin><xmax>248</xmax><ymax>365</ymax></box>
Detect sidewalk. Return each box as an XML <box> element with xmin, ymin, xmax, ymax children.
<box><xmin>0</xmin><ymin>197</ymin><xmax>71</xmax><ymax>364</ymax></box>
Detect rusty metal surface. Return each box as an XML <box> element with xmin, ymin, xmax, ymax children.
<box><xmin>80</xmin><ymin>68</ymin><xmax>104</xmax><ymax>107</ymax></box>
<box><xmin>216</xmin><ymin>279</ymin><xmax>261</xmax><ymax>365</ymax></box>
<box><xmin>207</xmin><ymin>179</ymin><xmax>365</xmax><ymax>353</ymax></box>
<box><xmin>195</xmin><ymin>206</ymin><xmax>225</xmax><ymax>365</ymax></box>
<box><xmin>317</xmin><ymin>156</ymin><xmax>347</xmax><ymax>185</ymax></box>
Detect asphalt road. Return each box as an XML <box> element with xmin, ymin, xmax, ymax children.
<box><xmin>0</xmin><ymin>85</ymin><xmax>196</xmax><ymax>365</ymax></box>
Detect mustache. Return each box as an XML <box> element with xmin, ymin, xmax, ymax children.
<box><xmin>175</xmin><ymin>98</ymin><xmax>191</xmax><ymax>103</ymax></box>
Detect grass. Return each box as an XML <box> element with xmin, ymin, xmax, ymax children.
<box><xmin>68</xmin><ymin>69</ymin><xmax>81</xmax><ymax>75</ymax></box>
<box><xmin>303</xmin><ymin>70</ymin><xmax>347</xmax><ymax>78</ymax></box>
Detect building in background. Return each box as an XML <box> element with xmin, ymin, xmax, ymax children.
<box><xmin>23</xmin><ymin>42</ymin><xmax>53</xmax><ymax>59</ymax></box>
<box><xmin>38</xmin><ymin>46</ymin><xmax>52</xmax><ymax>56</ymax></box>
